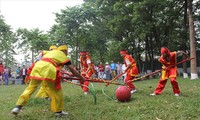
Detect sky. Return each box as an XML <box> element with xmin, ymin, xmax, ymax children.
<box><xmin>0</xmin><ymin>0</ymin><xmax>83</xmax><ymax>64</ymax></box>
<box><xmin>0</xmin><ymin>0</ymin><xmax>84</xmax><ymax>31</ymax></box>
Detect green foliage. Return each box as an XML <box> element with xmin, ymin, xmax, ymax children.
<box><xmin>15</xmin><ymin>28</ymin><xmax>51</xmax><ymax>62</ymax></box>
<box><xmin>1</xmin><ymin>77</ymin><xmax>200</xmax><ymax>119</ymax></box>
<box><xmin>0</xmin><ymin>16</ymin><xmax>16</xmax><ymax>66</ymax></box>
<box><xmin>16</xmin><ymin>28</ymin><xmax>50</xmax><ymax>51</ymax></box>
<box><xmin>50</xmin><ymin>0</ymin><xmax>200</xmax><ymax>70</ymax></box>
<box><xmin>51</xmin><ymin>4</ymin><xmax>111</xmax><ymax>64</ymax></box>
<box><xmin>1</xmin><ymin>0</ymin><xmax>200</xmax><ymax>70</ymax></box>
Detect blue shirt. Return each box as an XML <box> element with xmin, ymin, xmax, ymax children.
<box><xmin>110</xmin><ymin>63</ymin><xmax>116</xmax><ymax>70</ymax></box>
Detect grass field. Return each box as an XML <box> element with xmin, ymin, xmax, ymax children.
<box><xmin>0</xmin><ymin>77</ymin><xmax>200</xmax><ymax>120</ymax></box>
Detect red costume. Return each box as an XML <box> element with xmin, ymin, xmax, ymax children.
<box><xmin>0</xmin><ymin>63</ymin><xmax>4</xmax><ymax>85</ymax></box>
<box><xmin>80</xmin><ymin>51</ymin><xmax>95</xmax><ymax>93</ymax></box>
<box><xmin>0</xmin><ymin>64</ymin><xmax>4</xmax><ymax>74</ymax></box>
<box><xmin>153</xmin><ymin>47</ymin><xmax>180</xmax><ymax>95</ymax></box>
<box><xmin>120</xmin><ymin>50</ymin><xmax>138</xmax><ymax>92</ymax></box>
<box><xmin>98</xmin><ymin>64</ymin><xmax>104</xmax><ymax>72</ymax></box>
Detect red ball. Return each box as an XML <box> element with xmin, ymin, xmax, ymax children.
<box><xmin>115</xmin><ymin>86</ymin><xmax>131</xmax><ymax>102</ymax></box>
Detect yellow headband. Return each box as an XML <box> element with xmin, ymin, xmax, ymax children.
<box><xmin>49</xmin><ymin>45</ymin><xmax>57</xmax><ymax>50</ymax></box>
<box><xmin>57</xmin><ymin>45</ymin><xmax>68</xmax><ymax>51</ymax></box>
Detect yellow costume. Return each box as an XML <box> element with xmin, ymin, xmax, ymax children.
<box><xmin>16</xmin><ymin>49</ymin><xmax>69</xmax><ymax>112</ymax></box>
<box><xmin>35</xmin><ymin>45</ymin><xmax>57</xmax><ymax>99</ymax></box>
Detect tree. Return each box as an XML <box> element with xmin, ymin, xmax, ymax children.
<box><xmin>50</xmin><ymin>0</ymin><xmax>200</xmax><ymax>75</ymax></box>
<box><xmin>52</xmin><ymin>4</ymin><xmax>110</xmax><ymax>65</ymax></box>
<box><xmin>0</xmin><ymin>15</ymin><xmax>16</xmax><ymax>66</ymax></box>
<box><xmin>15</xmin><ymin>28</ymin><xmax>50</xmax><ymax>63</ymax></box>
<box><xmin>188</xmin><ymin>0</ymin><xmax>198</xmax><ymax>79</ymax></box>
<box><xmin>181</xmin><ymin>0</ymin><xmax>189</xmax><ymax>78</ymax></box>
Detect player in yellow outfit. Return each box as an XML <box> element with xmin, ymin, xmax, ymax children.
<box><xmin>35</xmin><ymin>45</ymin><xmax>57</xmax><ymax>99</ymax></box>
<box><xmin>11</xmin><ymin>44</ymin><xmax>85</xmax><ymax>116</ymax></box>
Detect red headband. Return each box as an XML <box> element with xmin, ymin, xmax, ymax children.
<box><xmin>161</xmin><ymin>47</ymin><xmax>169</xmax><ymax>55</ymax></box>
<box><xmin>120</xmin><ymin>50</ymin><xmax>128</xmax><ymax>55</ymax></box>
<box><xmin>80</xmin><ymin>51</ymin><xmax>88</xmax><ymax>56</ymax></box>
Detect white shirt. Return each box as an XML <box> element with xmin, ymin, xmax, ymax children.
<box><xmin>22</xmin><ymin>68</ymin><xmax>26</xmax><ymax>75</ymax></box>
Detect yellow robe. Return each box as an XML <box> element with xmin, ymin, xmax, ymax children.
<box><xmin>29</xmin><ymin>50</ymin><xmax>69</xmax><ymax>81</ymax></box>
<box><xmin>16</xmin><ymin>50</ymin><xmax>70</xmax><ymax>112</ymax></box>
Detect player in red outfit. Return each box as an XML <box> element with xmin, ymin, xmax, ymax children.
<box><xmin>120</xmin><ymin>50</ymin><xmax>139</xmax><ymax>94</ymax></box>
<box><xmin>80</xmin><ymin>51</ymin><xmax>95</xmax><ymax>94</ymax></box>
<box><xmin>150</xmin><ymin>47</ymin><xmax>189</xmax><ymax>96</ymax></box>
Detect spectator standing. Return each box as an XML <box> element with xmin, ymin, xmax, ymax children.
<box><xmin>105</xmin><ymin>62</ymin><xmax>111</xmax><ymax>80</ymax></box>
<box><xmin>93</xmin><ymin>65</ymin><xmax>98</xmax><ymax>78</ymax></box>
<box><xmin>20</xmin><ymin>65</ymin><xmax>27</xmax><ymax>84</ymax></box>
<box><xmin>0</xmin><ymin>62</ymin><xmax>4</xmax><ymax>74</ymax></box>
<box><xmin>4</xmin><ymin>66</ymin><xmax>9</xmax><ymax>85</ymax></box>
<box><xmin>8</xmin><ymin>67</ymin><xmax>12</xmax><ymax>78</ymax></box>
<box><xmin>0</xmin><ymin>62</ymin><xmax>4</xmax><ymax>85</ymax></box>
<box><xmin>110</xmin><ymin>60</ymin><xmax>117</xmax><ymax>79</ymax></box>
<box><xmin>116</xmin><ymin>61</ymin><xmax>122</xmax><ymax>78</ymax></box>
<box><xmin>121</xmin><ymin>63</ymin><xmax>126</xmax><ymax>80</ymax></box>
<box><xmin>0</xmin><ymin>73</ymin><xmax>3</xmax><ymax>85</ymax></box>
<box><xmin>15</xmin><ymin>67</ymin><xmax>20</xmax><ymax>79</ymax></box>
<box><xmin>98</xmin><ymin>62</ymin><xmax>104</xmax><ymax>79</ymax></box>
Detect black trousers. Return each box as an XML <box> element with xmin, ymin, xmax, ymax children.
<box><xmin>22</xmin><ymin>75</ymin><xmax>26</xmax><ymax>84</ymax></box>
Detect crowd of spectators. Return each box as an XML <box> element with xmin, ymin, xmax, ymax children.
<box><xmin>95</xmin><ymin>61</ymin><xmax>125</xmax><ymax>80</ymax></box>
<box><xmin>0</xmin><ymin>62</ymin><xmax>28</xmax><ymax>85</ymax></box>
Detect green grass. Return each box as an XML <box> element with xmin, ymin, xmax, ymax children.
<box><xmin>1</xmin><ymin>77</ymin><xmax>200</xmax><ymax>120</ymax></box>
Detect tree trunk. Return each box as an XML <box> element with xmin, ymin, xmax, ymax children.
<box><xmin>144</xmin><ymin>36</ymin><xmax>149</xmax><ymax>73</ymax></box>
<box><xmin>31</xmin><ymin>50</ymin><xmax>34</xmax><ymax>63</ymax></box>
<box><xmin>150</xmin><ymin>35</ymin><xmax>154</xmax><ymax>71</ymax></box>
<box><xmin>182</xmin><ymin>0</ymin><xmax>188</xmax><ymax>78</ymax></box>
<box><xmin>188</xmin><ymin>0</ymin><xmax>198</xmax><ymax>79</ymax></box>
<box><xmin>137</xmin><ymin>40</ymin><xmax>142</xmax><ymax>73</ymax></box>
<box><xmin>5</xmin><ymin>50</ymin><xmax>8</xmax><ymax>66</ymax></box>
<box><xmin>75</xmin><ymin>37</ymin><xmax>78</xmax><ymax>69</ymax></box>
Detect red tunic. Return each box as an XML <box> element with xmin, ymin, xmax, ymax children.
<box><xmin>80</xmin><ymin>55</ymin><xmax>95</xmax><ymax>77</ymax></box>
<box><xmin>158</xmin><ymin>52</ymin><xmax>177</xmax><ymax>79</ymax></box>
<box><xmin>0</xmin><ymin>64</ymin><xmax>4</xmax><ymax>74</ymax></box>
<box><xmin>124</xmin><ymin>54</ymin><xmax>138</xmax><ymax>76</ymax></box>
<box><xmin>98</xmin><ymin>65</ymin><xmax>104</xmax><ymax>72</ymax></box>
